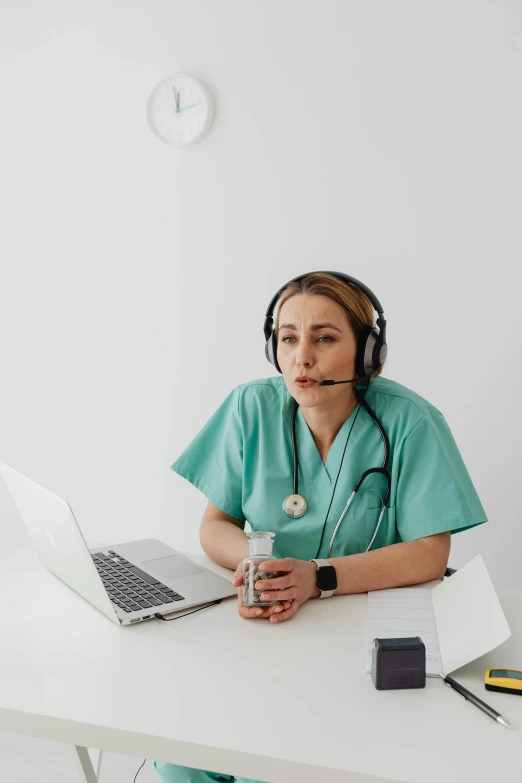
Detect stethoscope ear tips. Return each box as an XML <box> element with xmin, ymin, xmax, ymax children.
<box><xmin>283</xmin><ymin>493</ymin><xmax>308</xmax><ymax>518</ymax></box>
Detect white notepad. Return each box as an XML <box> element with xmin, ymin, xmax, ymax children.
<box><xmin>365</xmin><ymin>554</ymin><xmax>511</xmax><ymax>677</ymax></box>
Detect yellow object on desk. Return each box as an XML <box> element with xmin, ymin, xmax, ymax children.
<box><xmin>484</xmin><ymin>668</ymin><xmax>522</xmax><ymax>695</ymax></box>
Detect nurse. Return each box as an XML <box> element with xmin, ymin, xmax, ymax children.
<box><xmin>154</xmin><ymin>271</ymin><xmax>488</xmax><ymax>783</ymax></box>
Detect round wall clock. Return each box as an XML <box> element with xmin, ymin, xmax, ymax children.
<box><xmin>146</xmin><ymin>74</ymin><xmax>214</xmax><ymax>147</ymax></box>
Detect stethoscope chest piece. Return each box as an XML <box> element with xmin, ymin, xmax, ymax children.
<box><xmin>282</xmin><ymin>493</ymin><xmax>308</xmax><ymax>518</ymax></box>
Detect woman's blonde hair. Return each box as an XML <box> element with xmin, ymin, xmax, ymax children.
<box><xmin>274</xmin><ymin>272</ymin><xmax>385</xmax><ymax>379</ymax></box>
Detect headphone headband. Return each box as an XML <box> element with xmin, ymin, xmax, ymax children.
<box><xmin>264</xmin><ymin>270</ymin><xmax>385</xmax><ymax>326</ymax></box>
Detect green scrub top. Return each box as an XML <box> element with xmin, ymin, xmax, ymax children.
<box><xmin>170</xmin><ymin>376</ymin><xmax>488</xmax><ymax>561</ymax></box>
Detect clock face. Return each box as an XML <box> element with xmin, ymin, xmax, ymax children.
<box><xmin>146</xmin><ymin>74</ymin><xmax>214</xmax><ymax>147</ymax></box>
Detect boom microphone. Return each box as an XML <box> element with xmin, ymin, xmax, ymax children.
<box><xmin>319</xmin><ymin>372</ymin><xmax>373</xmax><ymax>386</ymax></box>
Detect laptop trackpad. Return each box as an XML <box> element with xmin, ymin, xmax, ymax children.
<box><xmin>142</xmin><ymin>555</ymin><xmax>205</xmax><ymax>581</ymax></box>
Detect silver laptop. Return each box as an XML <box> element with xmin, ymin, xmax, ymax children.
<box><xmin>0</xmin><ymin>460</ymin><xmax>237</xmax><ymax>625</ymax></box>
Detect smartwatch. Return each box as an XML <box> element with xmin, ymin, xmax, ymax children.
<box><xmin>310</xmin><ymin>558</ymin><xmax>337</xmax><ymax>598</ymax></box>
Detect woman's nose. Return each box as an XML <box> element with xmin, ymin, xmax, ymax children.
<box><xmin>295</xmin><ymin>342</ymin><xmax>314</xmax><ymax>367</ymax></box>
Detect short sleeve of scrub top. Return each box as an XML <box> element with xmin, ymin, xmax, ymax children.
<box><xmin>170</xmin><ymin>376</ymin><xmax>488</xmax><ymax>561</ymax></box>
<box><xmin>394</xmin><ymin>409</ymin><xmax>488</xmax><ymax>542</ymax></box>
<box><xmin>170</xmin><ymin>386</ymin><xmax>245</xmax><ymax>522</ymax></box>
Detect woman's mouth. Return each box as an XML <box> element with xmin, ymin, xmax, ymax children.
<box><xmin>295</xmin><ymin>378</ymin><xmax>317</xmax><ymax>388</ymax></box>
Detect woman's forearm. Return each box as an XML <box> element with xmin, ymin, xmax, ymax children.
<box><xmin>200</xmin><ymin>516</ymin><xmax>250</xmax><ymax>570</ymax></box>
<box><xmin>328</xmin><ymin>535</ymin><xmax>450</xmax><ymax>596</ymax></box>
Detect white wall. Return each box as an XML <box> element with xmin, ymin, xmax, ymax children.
<box><xmin>1</xmin><ymin>1</ymin><xmax>520</xmax><ymax>588</ymax></box>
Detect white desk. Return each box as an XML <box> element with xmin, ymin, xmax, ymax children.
<box><xmin>1</xmin><ymin>545</ymin><xmax>521</xmax><ymax>783</ymax></box>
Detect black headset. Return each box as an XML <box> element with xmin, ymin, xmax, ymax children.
<box><xmin>263</xmin><ymin>271</ymin><xmax>388</xmax><ymax>381</ymax></box>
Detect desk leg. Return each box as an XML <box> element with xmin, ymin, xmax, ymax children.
<box><xmin>96</xmin><ymin>749</ymin><xmax>104</xmax><ymax>779</ymax></box>
<box><xmin>72</xmin><ymin>745</ymin><xmax>98</xmax><ymax>783</ymax></box>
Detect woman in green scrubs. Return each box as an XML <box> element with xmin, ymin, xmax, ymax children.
<box><xmin>155</xmin><ymin>272</ymin><xmax>488</xmax><ymax>783</ymax></box>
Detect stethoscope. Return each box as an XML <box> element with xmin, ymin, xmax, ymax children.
<box><xmin>282</xmin><ymin>387</ymin><xmax>391</xmax><ymax>558</ymax></box>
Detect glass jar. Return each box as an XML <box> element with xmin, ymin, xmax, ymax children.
<box><xmin>242</xmin><ymin>532</ymin><xmax>283</xmax><ymax>607</ymax></box>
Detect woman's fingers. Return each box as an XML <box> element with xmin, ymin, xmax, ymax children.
<box><xmin>238</xmin><ymin>598</ymin><xmax>278</xmax><ymax>619</ymax></box>
<box><xmin>258</xmin><ymin>588</ymin><xmax>295</xmax><ymax>602</ymax></box>
<box><xmin>234</xmin><ymin>561</ymin><xmax>294</xmax><ymax>620</ymax></box>
<box><xmin>237</xmin><ymin>587</ymin><xmax>292</xmax><ymax>620</ymax></box>
<box><xmin>239</xmin><ymin>603</ymin><xmax>291</xmax><ymax>620</ymax></box>
<box><xmin>239</xmin><ymin>605</ymin><xmax>271</xmax><ymax>619</ymax></box>
<box><xmin>268</xmin><ymin>601</ymin><xmax>291</xmax><ymax>615</ymax></box>
<box><xmin>269</xmin><ymin>599</ymin><xmax>299</xmax><ymax>623</ymax></box>
<box><xmin>254</xmin><ymin>576</ymin><xmax>288</xmax><ymax>591</ymax></box>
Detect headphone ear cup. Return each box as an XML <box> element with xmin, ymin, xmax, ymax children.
<box><xmin>265</xmin><ymin>330</ymin><xmax>282</xmax><ymax>373</ymax></box>
<box><xmin>271</xmin><ymin>331</ymin><xmax>282</xmax><ymax>373</ymax></box>
<box><xmin>356</xmin><ymin>326</ymin><xmax>382</xmax><ymax>378</ymax></box>
<box><xmin>264</xmin><ymin>336</ymin><xmax>274</xmax><ymax>365</ymax></box>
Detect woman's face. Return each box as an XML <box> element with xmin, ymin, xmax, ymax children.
<box><xmin>276</xmin><ymin>294</ymin><xmax>358</xmax><ymax>407</ymax></box>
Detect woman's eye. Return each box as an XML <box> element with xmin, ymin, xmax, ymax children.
<box><xmin>280</xmin><ymin>335</ymin><xmax>334</xmax><ymax>343</ymax></box>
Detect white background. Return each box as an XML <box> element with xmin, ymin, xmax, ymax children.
<box><xmin>1</xmin><ymin>0</ymin><xmax>521</xmax><ymax>592</ymax></box>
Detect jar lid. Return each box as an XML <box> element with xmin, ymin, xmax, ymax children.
<box><xmin>246</xmin><ymin>531</ymin><xmax>275</xmax><ymax>556</ymax></box>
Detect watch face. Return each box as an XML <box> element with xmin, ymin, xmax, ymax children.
<box><xmin>317</xmin><ymin>565</ymin><xmax>337</xmax><ymax>591</ymax></box>
<box><xmin>146</xmin><ymin>74</ymin><xmax>214</xmax><ymax>147</ymax></box>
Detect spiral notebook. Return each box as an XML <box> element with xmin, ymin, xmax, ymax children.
<box><xmin>365</xmin><ymin>554</ymin><xmax>511</xmax><ymax>677</ymax></box>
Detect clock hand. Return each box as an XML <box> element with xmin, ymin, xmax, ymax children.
<box><xmin>179</xmin><ymin>102</ymin><xmax>203</xmax><ymax>111</ymax></box>
<box><xmin>173</xmin><ymin>88</ymin><xmax>180</xmax><ymax>113</ymax></box>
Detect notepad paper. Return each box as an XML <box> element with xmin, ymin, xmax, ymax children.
<box><xmin>365</xmin><ymin>555</ymin><xmax>512</xmax><ymax>677</ymax></box>
<box><xmin>366</xmin><ymin>582</ymin><xmax>444</xmax><ymax>677</ymax></box>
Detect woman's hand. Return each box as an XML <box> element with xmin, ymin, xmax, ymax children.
<box><xmin>236</xmin><ymin>557</ymin><xmax>319</xmax><ymax>623</ymax></box>
<box><xmin>232</xmin><ymin>563</ymin><xmax>292</xmax><ymax>621</ymax></box>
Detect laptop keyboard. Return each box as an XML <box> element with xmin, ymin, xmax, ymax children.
<box><xmin>91</xmin><ymin>550</ymin><xmax>185</xmax><ymax>613</ymax></box>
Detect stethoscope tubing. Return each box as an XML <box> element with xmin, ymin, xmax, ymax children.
<box><xmin>288</xmin><ymin>390</ymin><xmax>392</xmax><ymax>557</ymax></box>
